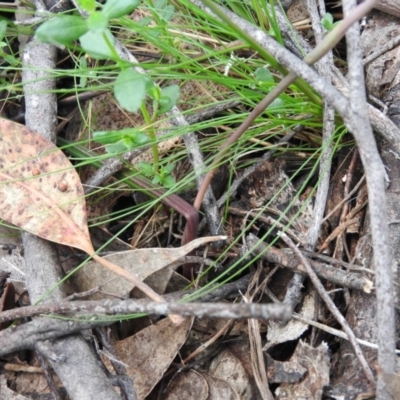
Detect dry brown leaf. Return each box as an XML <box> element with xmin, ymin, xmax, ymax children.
<box><xmin>201</xmin><ymin>372</ymin><xmax>240</xmax><ymax>400</ymax></box>
<box><xmin>164</xmin><ymin>369</ymin><xmax>209</xmax><ymax>400</ymax></box>
<box><xmin>265</xmin><ymin>353</ymin><xmax>306</xmax><ymax>384</ymax></box>
<box><xmin>275</xmin><ymin>340</ymin><xmax>330</xmax><ymax>399</ymax></box>
<box><xmin>72</xmin><ymin>236</ymin><xmax>225</xmax><ymax>299</ymax></box>
<box><xmin>381</xmin><ymin>372</ymin><xmax>400</xmax><ymax>400</ymax></box>
<box><xmin>265</xmin><ymin>293</ymin><xmax>315</xmax><ymax>350</ymax></box>
<box><xmin>0</xmin><ymin>118</ymin><xmax>92</xmax><ymax>254</ymax></box>
<box><xmin>209</xmin><ymin>347</ymin><xmax>254</xmax><ymax>399</ymax></box>
<box><xmin>114</xmin><ymin>317</ymin><xmax>192</xmax><ymax>400</ymax></box>
<box><xmin>0</xmin><ymin>375</ymin><xmax>31</xmax><ymax>400</ymax></box>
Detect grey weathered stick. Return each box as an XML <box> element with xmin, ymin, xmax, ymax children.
<box><xmin>21</xmin><ymin>2</ymin><xmax>120</xmax><ymax>399</ymax></box>
<box><xmin>0</xmin><ymin>302</ymin><xmax>291</xmax><ymax>357</ymax></box>
<box><xmin>246</xmin><ymin>234</ymin><xmax>373</xmax><ymax>293</ymax></box>
<box><xmin>343</xmin><ymin>0</ymin><xmax>395</xmax><ymax>396</ymax></box>
<box><xmin>0</xmin><ymin>299</ymin><xmax>291</xmax><ymax>325</ymax></box>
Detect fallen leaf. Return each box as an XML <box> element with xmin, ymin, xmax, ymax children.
<box><xmin>265</xmin><ymin>353</ymin><xmax>306</xmax><ymax>384</ymax></box>
<box><xmin>0</xmin><ymin>375</ymin><xmax>31</xmax><ymax>400</ymax></box>
<box><xmin>275</xmin><ymin>341</ymin><xmax>330</xmax><ymax>399</ymax></box>
<box><xmin>209</xmin><ymin>345</ymin><xmax>255</xmax><ymax>399</ymax></box>
<box><xmin>0</xmin><ymin>118</ymin><xmax>92</xmax><ymax>254</ymax></box>
<box><xmin>164</xmin><ymin>369</ymin><xmax>208</xmax><ymax>400</ymax></box>
<box><xmin>72</xmin><ymin>236</ymin><xmax>226</xmax><ymax>299</ymax></box>
<box><xmin>381</xmin><ymin>372</ymin><xmax>400</xmax><ymax>400</ymax></box>
<box><xmin>115</xmin><ymin>317</ymin><xmax>193</xmax><ymax>399</ymax></box>
<box><xmin>265</xmin><ymin>293</ymin><xmax>315</xmax><ymax>350</ymax></box>
<box><xmin>201</xmin><ymin>372</ymin><xmax>240</xmax><ymax>400</ymax></box>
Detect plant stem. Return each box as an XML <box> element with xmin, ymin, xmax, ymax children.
<box><xmin>140</xmin><ymin>103</ymin><xmax>160</xmax><ymax>174</ymax></box>
<box><xmin>102</xmin><ymin>31</ymin><xmax>121</xmax><ymax>61</ymax></box>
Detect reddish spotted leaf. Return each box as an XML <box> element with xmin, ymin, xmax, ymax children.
<box><xmin>0</xmin><ymin>118</ymin><xmax>94</xmax><ymax>254</ymax></box>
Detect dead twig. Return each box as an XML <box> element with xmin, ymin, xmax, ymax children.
<box><xmin>246</xmin><ymin>234</ymin><xmax>373</xmax><ymax>293</ymax></box>
<box><xmin>0</xmin><ymin>299</ymin><xmax>292</xmax><ymax>325</ymax></box>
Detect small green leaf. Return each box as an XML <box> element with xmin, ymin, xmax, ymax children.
<box><xmin>160</xmin><ymin>5</ymin><xmax>174</xmax><ymax>21</ymax></box>
<box><xmin>138</xmin><ymin>161</ymin><xmax>154</xmax><ymax>177</ymax></box>
<box><xmin>35</xmin><ymin>16</ymin><xmax>88</xmax><ymax>47</ymax></box>
<box><xmin>162</xmin><ymin>163</ymin><xmax>175</xmax><ymax>174</ymax></box>
<box><xmin>93</xmin><ymin>130</ymin><xmax>124</xmax><ymax>144</ymax></box>
<box><xmin>157</xmin><ymin>84</ymin><xmax>180</xmax><ymax>114</ymax></box>
<box><xmin>121</xmin><ymin>136</ymin><xmax>135</xmax><ymax>149</ymax></box>
<box><xmin>114</xmin><ymin>68</ymin><xmax>148</xmax><ymax>113</ymax></box>
<box><xmin>255</xmin><ymin>67</ymin><xmax>274</xmax><ymax>83</ymax></box>
<box><xmin>93</xmin><ymin>128</ymin><xmax>149</xmax><ymax>145</ymax></box>
<box><xmin>0</xmin><ymin>20</ymin><xmax>7</xmax><ymax>42</ymax></box>
<box><xmin>321</xmin><ymin>13</ymin><xmax>334</xmax><ymax>30</ymax></box>
<box><xmin>152</xmin><ymin>175</ymin><xmax>161</xmax><ymax>185</ymax></box>
<box><xmin>267</xmin><ymin>97</ymin><xmax>284</xmax><ymax>112</ymax></box>
<box><xmin>87</xmin><ymin>11</ymin><xmax>108</xmax><ymax>33</ymax></box>
<box><xmin>138</xmin><ymin>16</ymin><xmax>152</xmax><ymax>26</ymax></box>
<box><xmin>130</xmin><ymin>131</ymin><xmax>150</xmax><ymax>145</ymax></box>
<box><xmin>76</xmin><ymin>0</ymin><xmax>96</xmax><ymax>13</ymax></box>
<box><xmin>160</xmin><ymin>174</ymin><xmax>175</xmax><ymax>188</ymax></box>
<box><xmin>80</xmin><ymin>29</ymin><xmax>115</xmax><ymax>59</ymax></box>
<box><xmin>102</xmin><ymin>0</ymin><xmax>141</xmax><ymax>19</ymax></box>
<box><xmin>146</xmin><ymin>81</ymin><xmax>161</xmax><ymax>100</ymax></box>
<box><xmin>104</xmin><ymin>140</ymin><xmax>128</xmax><ymax>154</ymax></box>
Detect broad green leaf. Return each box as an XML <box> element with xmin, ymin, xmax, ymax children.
<box><xmin>0</xmin><ymin>20</ymin><xmax>7</xmax><ymax>41</ymax></box>
<box><xmin>76</xmin><ymin>0</ymin><xmax>96</xmax><ymax>13</ymax></box>
<box><xmin>35</xmin><ymin>16</ymin><xmax>88</xmax><ymax>47</ymax></box>
<box><xmin>255</xmin><ymin>67</ymin><xmax>274</xmax><ymax>83</ymax></box>
<box><xmin>102</xmin><ymin>0</ymin><xmax>141</xmax><ymax>19</ymax></box>
<box><xmin>80</xmin><ymin>29</ymin><xmax>115</xmax><ymax>59</ymax></box>
<box><xmin>114</xmin><ymin>68</ymin><xmax>148</xmax><ymax>113</ymax></box>
<box><xmin>87</xmin><ymin>11</ymin><xmax>108</xmax><ymax>33</ymax></box>
<box><xmin>158</xmin><ymin>84</ymin><xmax>179</xmax><ymax>114</ymax></box>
